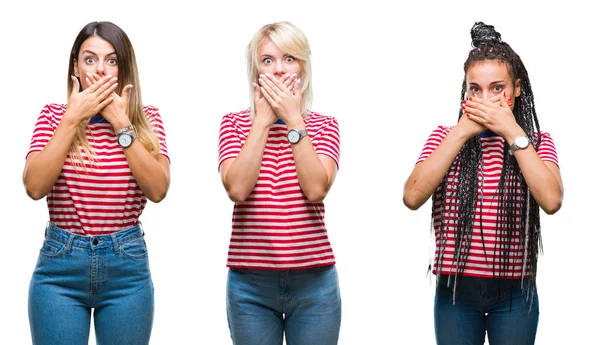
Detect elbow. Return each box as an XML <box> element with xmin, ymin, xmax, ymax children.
<box><xmin>403</xmin><ymin>190</ymin><xmax>424</xmax><ymax>211</ymax></box>
<box><xmin>147</xmin><ymin>191</ymin><xmax>167</xmax><ymax>203</ymax></box>
<box><xmin>226</xmin><ymin>188</ymin><xmax>250</xmax><ymax>204</ymax></box>
<box><xmin>541</xmin><ymin>198</ymin><xmax>562</xmax><ymax>215</ymax></box>
<box><xmin>305</xmin><ymin>190</ymin><xmax>327</xmax><ymax>203</ymax></box>
<box><xmin>24</xmin><ymin>181</ymin><xmax>47</xmax><ymax>201</ymax></box>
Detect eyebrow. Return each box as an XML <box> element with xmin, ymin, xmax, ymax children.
<box><xmin>81</xmin><ymin>50</ymin><xmax>117</xmax><ymax>57</ymax></box>
<box><xmin>468</xmin><ymin>80</ymin><xmax>506</xmax><ymax>86</ymax></box>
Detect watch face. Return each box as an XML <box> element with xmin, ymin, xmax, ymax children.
<box><xmin>118</xmin><ymin>133</ymin><xmax>132</xmax><ymax>147</ymax></box>
<box><xmin>515</xmin><ymin>136</ymin><xmax>529</xmax><ymax>149</ymax></box>
<box><xmin>287</xmin><ymin>130</ymin><xmax>300</xmax><ymax>143</ymax></box>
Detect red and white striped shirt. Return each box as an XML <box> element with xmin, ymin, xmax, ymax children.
<box><xmin>417</xmin><ymin>126</ymin><xmax>559</xmax><ymax>278</ymax></box>
<box><xmin>27</xmin><ymin>103</ymin><xmax>169</xmax><ymax>235</ymax></box>
<box><xmin>218</xmin><ymin>110</ymin><xmax>340</xmax><ymax>270</ymax></box>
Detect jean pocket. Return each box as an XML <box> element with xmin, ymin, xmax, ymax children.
<box><xmin>119</xmin><ymin>237</ymin><xmax>148</xmax><ymax>259</ymax></box>
<box><xmin>39</xmin><ymin>238</ymin><xmax>65</xmax><ymax>257</ymax></box>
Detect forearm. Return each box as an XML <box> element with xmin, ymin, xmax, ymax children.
<box><xmin>403</xmin><ymin>127</ymin><xmax>471</xmax><ymax>210</ymax></box>
<box><xmin>290</xmin><ymin>138</ymin><xmax>330</xmax><ymax>202</ymax></box>
<box><xmin>222</xmin><ymin>122</ymin><xmax>270</xmax><ymax>202</ymax></box>
<box><xmin>513</xmin><ymin>148</ymin><xmax>563</xmax><ymax>214</ymax></box>
<box><xmin>23</xmin><ymin>119</ymin><xmax>79</xmax><ymax>200</ymax></box>
<box><xmin>123</xmin><ymin>141</ymin><xmax>169</xmax><ymax>202</ymax></box>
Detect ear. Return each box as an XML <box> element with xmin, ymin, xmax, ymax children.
<box><xmin>73</xmin><ymin>58</ymin><xmax>80</xmax><ymax>77</ymax></box>
<box><xmin>514</xmin><ymin>78</ymin><xmax>521</xmax><ymax>97</ymax></box>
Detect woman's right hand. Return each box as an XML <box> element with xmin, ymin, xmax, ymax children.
<box><xmin>63</xmin><ymin>74</ymin><xmax>119</xmax><ymax>126</ymax></box>
<box><xmin>252</xmin><ymin>73</ymin><xmax>297</xmax><ymax>127</ymax></box>
<box><xmin>456</xmin><ymin>95</ymin><xmax>502</xmax><ymax>137</ymax></box>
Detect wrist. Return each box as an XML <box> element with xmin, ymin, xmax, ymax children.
<box><xmin>111</xmin><ymin>117</ymin><xmax>132</xmax><ymax>131</ymax></box>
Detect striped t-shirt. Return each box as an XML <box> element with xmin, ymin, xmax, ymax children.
<box><xmin>27</xmin><ymin>103</ymin><xmax>169</xmax><ymax>235</ymax></box>
<box><xmin>417</xmin><ymin>126</ymin><xmax>559</xmax><ymax>278</ymax></box>
<box><xmin>218</xmin><ymin>110</ymin><xmax>340</xmax><ymax>270</ymax></box>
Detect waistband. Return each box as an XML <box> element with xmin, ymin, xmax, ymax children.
<box><xmin>45</xmin><ymin>222</ymin><xmax>144</xmax><ymax>253</ymax></box>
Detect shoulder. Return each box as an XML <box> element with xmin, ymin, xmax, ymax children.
<box><xmin>306</xmin><ymin>111</ymin><xmax>337</xmax><ymax>125</ymax></box>
<box><xmin>37</xmin><ymin>103</ymin><xmax>66</xmax><ymax>124</ymax></box>
<box><xmin>222</xmin><ymin>109</ymin><xmax>251</xmax><ymax>122</ymax></box>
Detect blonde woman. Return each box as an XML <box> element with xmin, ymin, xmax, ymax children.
<box><xmin>24</xmin><ymin>21</ymin><xmax>169</xmax><ymax>345</ymax></box>
<box><xmin>218</xmin><ymin>22</ymin><xmax>342</xmax><ymax>345</ymax></box>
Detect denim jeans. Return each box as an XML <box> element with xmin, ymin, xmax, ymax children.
<box><xmin>434</xmin><ymin>275</ymin><xmax>539</xmax><ymax>345</ymax></box>
<box><xmin>226</xmin><ymin>265</ymin><xmax>342</xmax><ymax>345</ymax></box>
<box><xmin>29</xmin><ymin>222</ymin><xmax>154</xmax><ymax>345</ymax></box>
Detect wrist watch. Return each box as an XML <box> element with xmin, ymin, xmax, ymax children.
<box><xmin>287</xmin><ymin>129</ymin><xmax>308</xmax><ymax>144</ymax></box>
<box><xmin>116</xmin><ymin>124</ymin><xmax>137</xmax><ymax>148</ymax></box>
<box><xmin>509</xmin><ymin>135</ymin><xmax>530</xmax><ymax>155</ymax></box>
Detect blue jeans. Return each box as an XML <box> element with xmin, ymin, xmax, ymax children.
<box><xmin>29</xmin><ymin>223</ymin><xmax>154</xmax><ymax>345</ymax></box>
<box><xmin>226</xmin><ymin>265</ymin><xmax>342</xmax><ymax>345</ymax></box>
<box><xmin>434</xmin><ymin>275</ymin><xmax>539</xmax><ymax>345</ymax></box>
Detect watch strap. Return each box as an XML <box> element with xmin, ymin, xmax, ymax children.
<box><xmin>115</xmin><ymin>124</ymin><xmax>135</xmax><ymax>135</ymax></box>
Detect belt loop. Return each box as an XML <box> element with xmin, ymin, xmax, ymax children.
<box><xmin>139</xmin><ymin>221</ymin><xmax>145</xmax><ymax>236</ymax></box>
<box><xmin>45</xmin><ymin>221</ymin><xmax>52</xmax><ymax>237</ymax></box>
<box><xmin>65</xmin><ymin>234</ymin><xmax>75</xmax><ymax>254</ymax></box>
<box><xmin>111</xmin><ymin>233</ymin><xmax>120</xmax><ymax>254</ymax></box>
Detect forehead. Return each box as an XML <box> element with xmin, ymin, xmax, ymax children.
<box><xmin>258</xmin><ymin>38</ymin><xmax>286</xmax><ymax>56</ymax></box>
<box><xmin>79</xmin><ymin>36</ymin><xmax>115</xmax><ymax>55</ymax></box>
<box><xmin>466</xmin><ymin>60</ymin><xmax>512</xmax><ymax>84</ymax></box>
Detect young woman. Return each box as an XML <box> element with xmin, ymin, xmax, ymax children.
<box><xmin>218</xmin><ymin>22</ymin><xmax>342</xmax><ymax>345</ymax></box>
<box><xmin>403</xmin><ymin>22</ymin><xmax>563</xmax><ymax>345</ymax></box>
<box><xmin>24</xmin><ymin>21</ymin><xmax>170</xmax><ymax>345</ymax></box>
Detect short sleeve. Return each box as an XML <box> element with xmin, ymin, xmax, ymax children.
<box><xmin>27</xmin><ymin>104</ymin><xmax>62</xmax><ymax>158</ymax></box>
<box><xmin>218</xmin><ymin>114</ymin><xmax>244</xmax><ymax>169</ymax></box>
<box><xmin>536</xmin><ymin>131</ymin><xmax>559</xmax><ymax>168</ymax></box>
<box><xmin>416</xmin><ymin>126</ymin><xmax>451</xmax><ymax>164</ymax></box>
<box><xmin>144</xmin><ymin>106</ymin><xmax>169</xmax><ymax>159</ymax></box>
<box><xmin>314</xmin><ymin>117</ymin><xmax>341</xmax><ymax>168</ymax></box>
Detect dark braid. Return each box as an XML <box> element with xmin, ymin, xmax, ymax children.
<box><xmin>434</xmin><ymin>22</ymin><xmax>542</xmax><ymax>311</ymax></box>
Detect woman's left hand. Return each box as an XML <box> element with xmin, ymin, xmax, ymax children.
<box><xmin>258</xmin><ymin>73</ymin><xmax>303</xmax><ymax>126</ymax></box>
<box><xmin>463</xmin><ymin>93</ymin><xmax>520</xmax><ymax>139</ymax></box>
<box><xmin>85</xmin><ymin>72</ymin><xmax>133</xmax><ymax>129</ymax></box>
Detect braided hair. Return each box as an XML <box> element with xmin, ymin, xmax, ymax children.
<box><xmin>434</xmin><ymin>22</ymin><xmax>542</xmax><ymax>311</ymax></box>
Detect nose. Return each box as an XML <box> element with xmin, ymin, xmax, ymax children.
<box><xmin>96</xmin><ymin>61</ymin><xmax>106</xmax><ymax>76</ymax></box>
<box><xmin>273</xmin><ymin>60</ymin><xmax>285</xmax><ymax>76</ymax></box>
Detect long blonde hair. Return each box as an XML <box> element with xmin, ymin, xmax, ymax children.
<box><xmin>246</xmin><ymin>22</ymin><xmax>313</xmax><ymax>119</ymax></box>
<box><xmin>67</xmin><ymin>21</ymin><xmax>159</xmax><ymax>170</ymax></box>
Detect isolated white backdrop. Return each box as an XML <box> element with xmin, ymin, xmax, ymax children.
<box><xmin>0</xmin><ymin>0</ymin><xmax>597</xmax><ymax>344</ymax></box>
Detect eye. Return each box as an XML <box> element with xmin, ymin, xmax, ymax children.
<box><xmin>492</xmin><ymin>85</ymin><xmax>504</xmax><ymax>92</ymax></box>
<box><xmin>107</xmin><ymin>58</ymin><xmax>118</xmax><ymax>66</ymax></box>
<box><xmin>285</xmin><ymin>56</ymin><xmax>295</xmax><ymax>63</ymax></box>
<box><xmin>263</xmin><ymin>58</ymin><xmax>273</xmax><ymax>64</ymax></box>
<box><xmin>84</xmin><ymin>57</ymin><xmax>96</xmax><ymax>64</ymax></box>
<box><xmin>468</xmin><ymin>86</ymin><xmax>480</xmax><ymax>94</ymax></box>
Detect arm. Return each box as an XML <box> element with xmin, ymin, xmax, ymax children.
<box><xmin>220</xmin><ymin>74</ymin><xmax>298</xmax><ymax>202</ymax></box>
<box><xmin>286</xmin><ymin>120</ymin><xmax>338</xmax><ymax>202</ymax></box>
<box><xmin>219</xmin><ymin>118</ymin><xmax>271</xmax><ymax>203</ymax></box>
<box><xmin>464</xmin><ymin>95</ymin><xmax>563</xmax><ymax>214</ymax></box>
<box><xmin>23</xmin><ymin>76</ymin><xmax>118</xmax><ymax>200</ymax></box>
<box><xmin>403</xmin><ymin>117</ymin><xmax>486</xmax><ymax>210</ymax></box>
<box><xmin>95</xmin><ymin>78</ymin><xmax>170</xmax><ymax>203</ymax></box>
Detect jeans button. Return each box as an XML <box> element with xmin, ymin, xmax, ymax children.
<box><xmin>92</xmin><ymin>238</ymin><xmax>98</xmax><ymax>245</ymax></box>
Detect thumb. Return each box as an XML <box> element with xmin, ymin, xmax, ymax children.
<box><xmin>122</xmin><ymin>84</ymin><xmax>134</xmax><ymax>103</ymax></box>
<box><xmin>71</xmin><ymin>76</ymin><xmax>80</xmax><ymax>96</ymax></box>
<box><xmin>252</xmin><ymin>82</ymin><xmax>261</xmax><ymax>103</ymax></box>
<box><xmin>501</xmin><ymin>91</ymin><xmax>510</xmax><ymax>108</ymax></box>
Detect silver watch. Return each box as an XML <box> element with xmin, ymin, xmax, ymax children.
<box><xmin>509</xmin><ymin>135</ymin><xmax>530</xmax><ymax>155</ymax></box>
<box><xmin>118</xmin><ymin>131</ymin><xmax>137</xmax><ymax>148</ymax></box>
<box><xmin>287</xmin><ymin>129</ymin><xmax>308</xmax><ymax>144</ymax></box>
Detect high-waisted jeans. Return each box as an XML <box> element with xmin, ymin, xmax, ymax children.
<box><xmin>434</xmin><ymin>275</ymin><xmax>539</xmax><ymax>345</ymax></box>
<box><xmin>226</xmin><ymin>265</ymin><xmax>342</xmax><ymax>345</ymax></box>
<box><xmin>29</xmin><ymin>222</ymin><xmax>154</xmax><ymax>345</ymax></box>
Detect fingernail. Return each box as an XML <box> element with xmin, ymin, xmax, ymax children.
<box><xmin>508</xmin><ymin>98</ymin><xmax>512</xmax><ymax>102</ymax></box>
<box><xmin>461</xmin><ymin>105</ymin><xmax>465</xmax><ymax>110</ymax></box>
<box><xmin>469</xmin><ymin>96</ymin><xmax>472</xmax><ymax>101</ymax></box>
<box><xmin>462</xmin><ymin>100</ymin><xmax>466</xmax><ymax>104</ymax></box>
<box><xmin>259</xmin><ymin>74</ymin><xmax>265</xmax><ymax>78</ymax></box>
<box><xmin>503</xmin><ymin>91</ymin><xmax>506</xmax><ymax>97</ymax></box>
<box><xmin>258</xmin><ymin>78</ymin><xmax>263</xmax><ymax>84</ymax></box>
<box><xmin>252</xmin><ymin>82</ymin><xmax>258</xmax><ymax>88</ymax></box>
<box><xmin>296</xmin><ymin>78</ymin><xmax>301</xmax><ymax>84</ymax></box>
<box><xmin>466</xmin><ymin>114</ymin><xmax>471</xmax><ymax>118</ymax></box>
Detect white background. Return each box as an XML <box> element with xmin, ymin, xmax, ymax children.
<box><xmin>0</xmin><ymin>0</ymin><xmax>597</xmax><ymax>344</ymax></box>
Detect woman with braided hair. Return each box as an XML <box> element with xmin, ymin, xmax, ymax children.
<box><xmin>403</xmin><ymin>22</ymin><xmax>563</xmax><ymax>344</ymax></box>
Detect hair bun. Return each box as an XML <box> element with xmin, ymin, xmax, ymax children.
<box><xmin>471</xmin><ymin>22</ymin><xmax>502</xmax><ymax>47</ymax></box>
